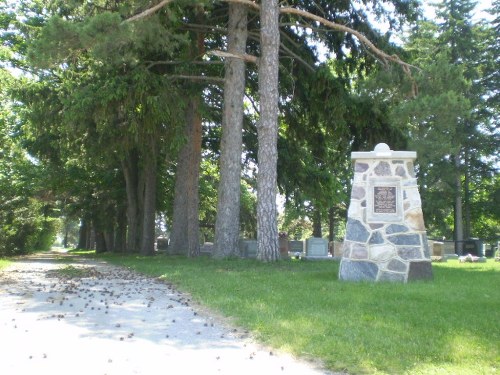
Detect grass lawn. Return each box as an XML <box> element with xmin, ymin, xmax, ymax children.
<box><xmin>0</xmin><ymin>258</ymin><xmax>11</xmax><ymax>270</ymax></box>
<box><xmin>84</xmin><ymin>253</ymin><xmax>500</xmax><ymax>374</ymax></box>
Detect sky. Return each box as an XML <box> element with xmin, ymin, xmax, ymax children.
<box><xmin>424</xmin><ymin>0</ymin><xmax>494</xmax><ymax>21</ymax></box>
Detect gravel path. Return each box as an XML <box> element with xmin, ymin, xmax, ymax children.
<box><xmin>0</xmin><ymin>251</ymin><xmax>332</xmax><ymax>375</ymax></box>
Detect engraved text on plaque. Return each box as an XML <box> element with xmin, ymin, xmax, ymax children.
<box><xmin>373</xmin><ymin>186</ymin><xmax>397</xmax><ymax>214</ymax></box>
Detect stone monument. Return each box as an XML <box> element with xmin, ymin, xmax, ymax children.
<box><xmin>339</xmin><ymin>143</ymin><xmax>433</xmax><ymax>282</ymax></box>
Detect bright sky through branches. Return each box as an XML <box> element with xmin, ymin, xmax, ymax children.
<box><xmin>425</xmin><ymin>0</ymin><xmax>494</xmax><ymax>21</ymax></box>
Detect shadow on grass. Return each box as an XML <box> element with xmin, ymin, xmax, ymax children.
<box><xmin>94</xmin><ymin>253</ymin><xmax>499</xmax><ymax>374</ymax></box>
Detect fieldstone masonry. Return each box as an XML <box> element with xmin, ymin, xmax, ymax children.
<box><xmin>339</xmin><ymin>143</ymin><xmax>433</xmax><ymax>282</ymax></box>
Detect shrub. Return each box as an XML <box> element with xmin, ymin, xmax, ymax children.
<box><xmin>0</xmin><ymin>199</ymin><xmax>57</xmax><ymax>256</ymax></box>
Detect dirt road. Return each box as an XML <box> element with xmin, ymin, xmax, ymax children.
<box><xmin>0</xmin><ymin>251</ymin><xmax>331</xmax><ymax>375</ymax></box>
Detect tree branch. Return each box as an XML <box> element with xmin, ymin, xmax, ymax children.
<box><xmin>278</xmin><ymin>30</ymin><xmax>316</xmax><ymax>73</ymax></box>
<box><xmin>208</xmin><ymin>50</ymin><xmax>259</xmax><ymax>64</ymax></box>
<box><xmin>126</xmin><ymin>0</ymin><xmax>418</xmax><ymax>93</ymax></box>
<box><xmin>280</xmin><ymin>7</ymin><xmax>409</xmax><ymax>69</ymax></box>
<box><xmin>125</xmin><ymin>0</ymin><xmax>175</xmax><ymax>22</ymax></box>
<box><xmin>223</xmin><ymin>0</ymin><xmax>260</xmax><ymax>11</ymax></box>
<box><xmin>146</xmin><ymin>60</ymin><xmax>223</xmax><ymax>69</ymax></box>
<box><xmin>278</xmin><ymin>43</ymin><xmax>315</xmax><ymax>73</ymax></box>
<box><xmin>222</xmin><ymin>0</ymin><xmax>417</xmax><ymax>73</ymax></box>
<box><xmin>124</xmin><ymin>0</ymin><xmax>414</xmax><ymax>74</ymax></box>
<box><xmin>167</xmin><ymin>74</ymin><xmax>225</xmax><ymax>83</ymax></box>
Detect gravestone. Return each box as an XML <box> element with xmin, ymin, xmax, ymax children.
<box><xmin>289</xmin><ymin>240</ymin><xmax>304</xmax><ymax>254</ymax></box>
<box><xmin>305</xmin><ymin>237</ymin><xmax>329</xmax><ymax>258</ymax></box>
<box><xmin>443</xmin><ymin>241</ymin><xmax>457</xmax><ymax>259</ymax></box>
<box><xmin>332</xmin><ymin>241</ymin><xmax>343</xmax><ymax>258</ymax></box>
<box><xmin>156</xmin><ymin>237</ymin><xmax>169</xmax><ymax>251</ymax></box>
<box><xmin>239</xmin><ymin>239</ymin><xmax>258</xmax><ymax>258</ymax></box>
<box><xmin>339</xmin><ymin>143</ymin><xmax>433</xmax><ymax>282</ymax></box>
<box><xmin>200</xmin><ymin>242</ymin><xmax>214</xmax><ymax>256</ymax></box>
<box><xmin>279</xmin><ymin>238</ymin><xmax>290</xmax><ymax>259</ymax></box>
<box><xmin>428</xmin><ymin>240</ymin><xmax>445</xmax><ymax>262</ymax></box>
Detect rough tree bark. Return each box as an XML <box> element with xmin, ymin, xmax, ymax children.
<box><xmin>77</xmin><ymin>218</ymin><xmax>89</xmax><ymax>249</ymax></box>
<box><xmin>121</xmin><ymin>149</ymin><xmax>142</xmax><ymax>253</ymax></box>
<box><xmin>453</xmin><ymin>154</ymin><xmax>464</xmax><ymax>255</ymax></box>
<box><xmin>312</xmin><ymin>208</ymin><xmax>322</xmax><ymax>238</ymax></box>
<box><xmin>185</xmin><ymin>98</ymin><xmax>202</xmax><ymax>257</ymax></box>
<box><xmin>114</xmin><ymin>204</ymin><xmax>127</xmax><ymax>252</ymax></box>
<box><xmin>328</xmin><ymin>206</ymin><xmax>335</xmax><ymax>242</ymax></box>
<box><xmin>464</xmin><ymin>149</ymin><xmax>471</xmax><ymax>239</ymax></box>
<box><xmin>169</xmin><ymin>11</ymin><xmax>205</xmax><ymax>257</ymax></box>
<box><xmin>256</xmin><ymin>0</ymin><xmax>280</xmax><ymax>261</ymax></box>
<box><xmin>169</xmin><ymin>97</ymin><xmax>202</xmax><ymax>257</ymax></box>
<box><xmin>169</xmin><ymin>141</ymin><xmax>189</xmax><ymax>255</ymax></box>
<box><xmin>213</xmin><ymin>4</ymin><xmax>248</xmax><ymax>258</ymax></box>
<box><xmin>140</xmin><ymin>134</ymin><xmax>158</xmax><ymax>255</ymax></box>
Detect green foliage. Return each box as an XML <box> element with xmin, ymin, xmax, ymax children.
<box><xmin>3</xmin><ymin>0</ymin><xmax>496</xmax><ymax>253</ymax></box>
<box><xmin>101</xmin><ymin>254</ymin><xmax>500</xmax><ymax>374</ymax></box>
<box><xmin>240</xmin><ymin>179</ymin><xmax>257</xmax><ymax>238</ymax></box>
<box><xmin>469</xmin><ymin>174</ymin><xmax>500</xmax><ymax>240</ymax></box>
<box><xmin>0</xmin><ymin>199</ymin><xmax>58</xmax><ymax>256</ymax></box>
<box><xmin>278</xmin><ymin>56</ymin><xmax>407</xmax><ymax>238</ymax></box>
<box><xmin>0</xmin><ymin>69</ymin><xmax>58</xmax><ymax>256</ymax></box>
<box><xmin>386</xmin><ymin>1</ymin><xmax>499</xmax><ymax>239</ymax></box>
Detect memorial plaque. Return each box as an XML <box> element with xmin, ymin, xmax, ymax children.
<box><xmin>373</xmin><ymin>186</ymin><xmax>397</xmax><ymax>214</ymax></box>
<box><xmin>366</xmin><ymin>178</ymin><xmax>403</xmax><ymax>223</ymax></box>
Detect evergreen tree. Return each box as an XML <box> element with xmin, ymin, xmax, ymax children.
<box><xmin>391</xmin><ymin>0</ymin><xmax>499</xmax><ymax>246</ymax></box>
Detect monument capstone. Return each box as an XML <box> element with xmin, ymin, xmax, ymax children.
<box><xmin>339</xmin><ymin>143</ymin><xmax>433</xmax><ymax>282</ymax></box>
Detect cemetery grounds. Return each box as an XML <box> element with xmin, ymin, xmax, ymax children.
<box><xmin>101</xmin><ymin>253</ymin><xmax>500</xmax><ymax>374</ymax></box>
<box><xmin>1</xmin><ymin>253</ymin><xmax>499</xmax><ymax>374</ymax></box>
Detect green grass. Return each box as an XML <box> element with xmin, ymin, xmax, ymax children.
<box><xmin>74</xmin><ymin>254</ymin><xmax>500</xmax><ymax>374</ymax></box>
<box><xmin>0</xmin><ymin>258</ymin><xmax>11</xmax><ymax>270</ymax></box>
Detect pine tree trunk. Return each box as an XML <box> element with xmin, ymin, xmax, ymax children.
<box><xmin>328</xmin><ymin>206</ymin><xmax>335</xmax><ymax>242</ymax></box>
<box><xmin>85</xmin><ymin>224</ymin><xmax>92</xmax><ymax>249</ymax></box>
<box><xmin>122</xmin><ymin>150</ymin><xmax>141</xmax><ymax>253</ymax></box>
<box><xmin>63</xmin><ymin>224</ymin><xmax>69</xmax><ymax>248</ymax></box>
<box><xmin>454</xmin><ymin>155</ymin><xmax>464</xmax><ymax>255</ymax></box>
<box><xmin>95</xmin><ymin>231</ymin><xmax>106</xmax><ymax>253</ymax></box>
<box><xmin>312</xmin><ymin>208</ymin><xmax>322</xmax><ymax>237</ymax></box>
<box><xmin>169</xmin><ymin>21</ymin><xmax>204</xmax><ymax>257</ymax></box>
<box><xmin>213</xmin><ymin>4</ymin><xmax>248</xmax><ymax>258</ymax></box>
<box><xmin>140</xmin><ymin>135</ymin><xmax>158</xmax><ymax>256</ymax></box>
<box><xmin>113</xmin><ymin>202</ymin><xmax>127</xmax><ymax>252</ymax></box>
<box><xmin>77</xmin><ymin>218</ymin><xmax>88</xmax><ymax>249</ymax></box>
<box><xmin>464</xmin><ymin>149</ymin><xmax>471</xmax><ymax>239</ymax></box>
<box><xmin>169</xmin><ymin>98</ymin><xmax>202</xmax><ymax>257</ymax></box>
<box><xmin>169</xmin><ymin>148</ymin><xmax>189</xmax><ymax>254</ymax></box>
<box><xmin>256</xmin><ymin>0</ymin><xmax>280</xmax><ymax>261</ymax></box>
<box><xmin>187</xmin><ymin>102</ymin><xmax>201</xmax><ymax>257</ymax></box>
<box><xmin>104</xmin><ymin>230</ymin><xmax>114</xmax><ymax>252</ymax></box>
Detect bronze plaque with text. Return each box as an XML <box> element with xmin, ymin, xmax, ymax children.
<box><xmin>373</xmin><ymin>186</ymin><xmax>397</xmax><ymax>214</ymax></box>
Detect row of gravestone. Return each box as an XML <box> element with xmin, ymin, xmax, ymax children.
<box><xmin>239</xmin><ymin>238</ymin><xmax>337</xmax><ymax>259</ymax></box>
<box><xmin>160</xmin><ymin>237</ymin><xmax>447</xmax><ymax>259</ymax></box>
<box><xmin>239</xmin><ymin>239</ymin><xmax>442</xmax><ymax>259</ymax></box>
<box><xmin>156</xmin><ymin>237</ymin><xmax>335</xmax><ymax>258</ymax></box>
